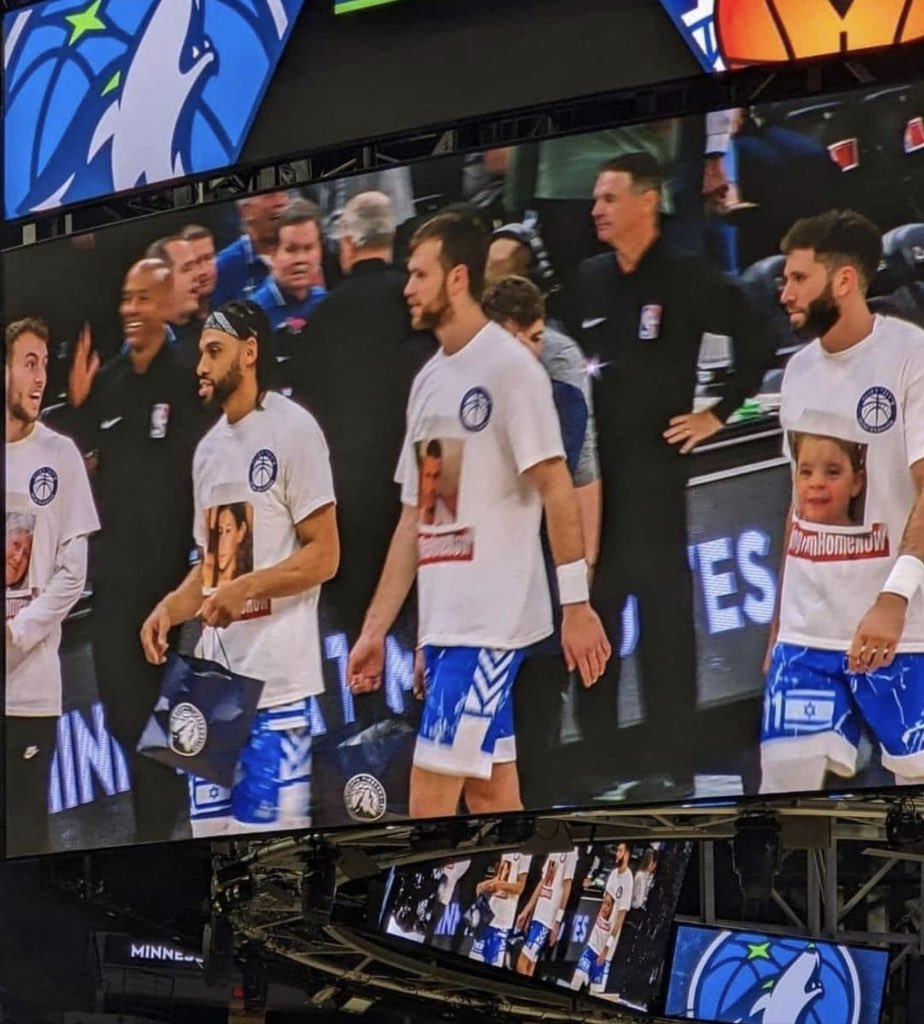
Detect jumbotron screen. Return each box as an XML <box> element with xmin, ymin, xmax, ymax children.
<box><xmin>6</xmin><ymin>75</ymin><xmax>924</xmax><ymax>857</ymax></box>
<box><xmin>379</xmin><ymin>840</ymin><xmax>692</xmax><ymax>1011</ymax></box>
<box><xmin>664</xmin><ymin>924</ymin><xmax>889</xmax><ymax>1024</ymax></box>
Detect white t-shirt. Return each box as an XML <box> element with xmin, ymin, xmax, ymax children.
<box><xmin>488</xmin><ymin>852</ymin><xmax>532</xmax><ymax>931</ymax></box>
<box><xmin>632</xmin><ymin>870</ymin><xmax>655</xmax><ymax>910</ymax></box>
<box><xmin>533</xmin><ymin>850</ymin><xmax>579</xmax><ymax>928</ymax></box>
<box><xmin>397</xmin><ymin>323</ymin><xmax>565</xmax><ymax>649</ymax></box>
<box><xmin>588</xmin><ymin>866</ymin><xmax>633</xmax><ymax>958</ymax></box>
<box><xmin>6</xmin><ymin>422</ymin><xmax>99</xmax><ymax>716</ymax></box>
<box><xmin>192</xmin><ymin>392</ymin><xmax>336</xmax><ymax>707</ymax></box>
<box><xmin>438</xmin><ymin>859</ymin><xmax>472</xmax><ymax>906</ymax></box>
<box><xmin>778</xmin><ymin>315</ymin><xmax>924</xmax><ymax>651</ymax></box>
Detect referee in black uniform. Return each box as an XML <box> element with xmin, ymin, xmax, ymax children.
<box><xmin>48</xmin><ymin>258</ymin><xmax>207</xmax><ymax>844</ymax></box>
<box><xmin>577</xmin><ymin>153</ymin><xmax>776</xmax><ymax>798</ymax></box>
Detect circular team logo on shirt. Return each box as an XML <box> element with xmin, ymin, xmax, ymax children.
<box><xmin>29</xmin><ymin>466</ymin><xmax>58</xmax><ymax>506</ymax></box>
<box><xmin>459</xmin><ymin>386</ymin><xmax>493</xmax><ymax>432</ymax></box>
<box><xmin>856</xmin><ymin>386</ymin><xmax>897</xmax><ymax>433</ymax></box>
<box><xmin>249</xmin><ymin>448</ymin><xmax>278</xmax><ymax>492</ymax></box>
<box><xmin>169</xmin><ymin>702</ymin><xmax>208</xmax><ymax>757</ymax></box>
<box><xmin>344</xmin><ymin>773</ymin><xmax>387</xmax><ymax>822</ymax></box>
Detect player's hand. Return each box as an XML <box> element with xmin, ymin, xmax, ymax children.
<box><xmin>515</xmin><ymin>910</ymin><xmax>530</xmax><ymax>933</ymax></box>
<box><xmin>596</xmin><ymin>951</ymin><xmax>608</xmax><ymax>967</ymax></box>
<box><xmin>348</xmin><ymin>631</ymin><xmax>385</xmax><ymax>694</ymax></box>
<box><xmin>198</xmin><ymin>578</ymin><xmax>249</xmax><ymax>630</ymax></box>
<box><xmin>476</xmin><ymin>880</ymin><xmax>492</xmax><ymax>897</ymax></box>
<box><xmin>68</xmin><ymin>322</ymin><xmax>100</xmax><ymax>409</ymax></box>
<box><xmin>549</xmin><ymin>921</ymin><xmax>561</xmax><ymax>946</ymax></box>
<box><xmin>412</xmin><ymin>648</ymin><xmax>427</xmax><ymax>701</ymax></box>
<box><xmin>762</xmin><ymin>619</ymin><xmax>779</xmax><ymax>676</ymax></box>
<box><xmin>664</xmin><ymin>409</ymin><xmax>723</xmax><ymax>455</ymax></box>
<box><xmin>702</xmin><ymin>154</ymin><xmax>729</xmax><ymax>200</ymax></box>
<box><xmin>140</xmin><ymin>601</ymin><xmax>173</xmax><ymax>665</ymax></box>
<box><xmin>848</xmin><ymin>592</ymin><xmax>907</xmax><ymax>673</ymax></box>
<box><xmin>561</xmin><ymin>603</ymin><xmax>611</xmax><ymax>688</ymax></box>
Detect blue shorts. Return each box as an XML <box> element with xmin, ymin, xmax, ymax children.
<box><xmin>470</xmin><ymin>925</ymin><xmax>509</xmax><ymax>968</ymax></box>
<box><xmin>522</xmin><ymin>920</ymin><xmax>552</xmax><ymax>963</ymax></box>
<box><xmin>415</xmin><ymin>646</ymin><xmax>525</xmax><ymax>779</ymax></box>
<box><xmin>573</xmin><ymin>944</ymin><xmax>611</xmax><ymax>993</ymax></box>
<box><xmin>761</xmin><ymin>643</ymin><xmax>924</xmax><ymax>778</ymax></box>
<box><xmin>189</xmin><ymin>699</ymin><xmax>312</xmax><ymax>836</ymax></box>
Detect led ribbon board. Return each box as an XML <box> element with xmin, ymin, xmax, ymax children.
<box><xmin>3</xmin><ymin>0</ymin><xmax>306</xmax><ymax>219</ymax></box>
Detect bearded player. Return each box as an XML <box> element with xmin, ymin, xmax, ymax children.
<box><xmin>570</xmin><ymin>842</ymin><xmax>634</xmax><ymax>994</ymax></box>
<box><xmin>140</xmin><ymin>300</ymin><xmax>338</xmax><ymax>835</ymax></box>
<box><xmin>515</xmin><ymin>847</ymin><xmax>579</xmax><ymax>976</ymax></box>
<box><xmin>761</xmin><ymin>210</ymin><xmax>924</xmax><ymax>793</ymax></box>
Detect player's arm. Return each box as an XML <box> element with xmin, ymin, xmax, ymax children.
<box><xmin>524</xmin><ymin>457</ymin><xmax>612</xmax><ymax>687</ymax></box>
<box><xmin>140</xmin><ymin>563</ymin><xmax>205</xmax><ymax>665</ymax></box>
<box><xmin>349</xmin><ymin>502</ymin><xmax>420</xmax><ymax>693</ymax></box>
<box><xmin>6</xmin><ymin>535</ymin><xmax>89</xmax><ymax>655</ymax></box>
<box><xmin>849</xmin><ymin>457</ymin><xmax>924</xmax><ymax>672</ymax></box>
<box><xmin>549</xmin><ymin>877</ymin><xmax>574</xmax><ymax>945</ymax></box>
<box><xmin>598</xmin><ymin>908</ymin><xmax>629</xmax><ymax>964</ymax></box>
<box><xmin>198</xmin><ymin>503</ymin><xmax>339</xmax><ymax>629</ymax></box>
<box><xmin>515</xmin><ymin>879</ymin><xmax>543</xmax><ymax>931</ymax></box>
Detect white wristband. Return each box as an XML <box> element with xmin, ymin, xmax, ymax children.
<box><xmin>555</xmin><ymin>909</ymin><xmax>565</xmax><ymax>924</ymax></box>
<box><xmin>882</xmin><ymin>555</ymin><xmax>924</xmax><ymax>602</ymax></box>
<box><xmin>556</xmin><ymin>559</ymin><xmax>590</xmax><ymax>605</ymax></box>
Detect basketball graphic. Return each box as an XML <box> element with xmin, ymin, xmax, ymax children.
<box><xmin>29</xmin><ymin>466</ymin><xmax>58</xmax><ymax>506</ymax></box>
<box><xmin>856</xmin><ymin>386</ymin><xmax>897</xmax><ymax>434</ymax></box>
<box><xmin>249</xmin><ymin>448</ymin><xmax>278</xmax><ymax>492</ymax></box>
<box><xmin>459</xmin><ymin>386</ymin><xmax>493</xmax><ymax>432</ymax></box>
<box><xmin>716</xmin><ymin>0</ymin><xmax>924</xmax><ymax>66</ymax></box>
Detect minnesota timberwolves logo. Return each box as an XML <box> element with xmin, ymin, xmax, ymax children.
<box><xmin>459</xmin><ymin>387</ymin><xmax>492</xmax><ymax>432</ymax></box>
<box><xmin>3</xmin><ymin>0</ymin><xmax>307</xmax><ymax>218</ymax></box>
<box><xmin>29</xmin><ymin>466</ymin><xmax>58</xmax><ymax>506</ymax></box>
<box><xmin>343</xmin><ymin>773</ymin><xmax>386</xmax><ymax>822</ymax></box>
<box><xmin>682</xmin><ymin>932</ymin><xmax>861</xmax><ymax>1024</ymax></box>
<box><xmin>169</xmin><ymin>702</ymin><xmax>208</xmax><ymax>757</ymax></box>
<box><xmin>249</xmin><ymin>448</ymin><xmax>278</xmax><ymax>492</ymax></box>
<box><xmin>856</xmin><ymin>386</ymin><xmax>897</xmax><ymax>434</ymax></box>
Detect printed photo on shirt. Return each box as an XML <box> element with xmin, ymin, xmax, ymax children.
<box><xmin>202</xmin><ymin>501</ymin><xmax>255</xmax><ymax>586</ymax></box>
<box><xmin>6</xmin><ymin>510</ymin><xmax>36</xmax><ymax>617</ymax></box>
<box><xmin>789</xmin><ymin>429</ymin><xmax>869</xmax><ymax>527</ymax></box>
<box><xmin>416</xmin><ymin>437</ymin><xmax>463</xmax><ymax>527</ymax></box>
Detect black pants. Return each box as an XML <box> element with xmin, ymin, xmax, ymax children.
<box><xmin>513</xmin><ymin>653</ymin><xmax>570</xmax><ymax>809</ymax></box>
<box><xmin>92</xmin><ymin>597</ymin><xmax>189</xmax><ymax>844</ymax></box>
<box><xmin>578</xmin><ymin>495</ymin><xmax>698</xmax><ymax>779</ymax></box>
<box><xmin>6</xmin><ymin>716</ymin><xmax>58</xmax><ymax>856</ymax></box>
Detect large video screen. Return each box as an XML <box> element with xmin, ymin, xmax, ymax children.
<box><xmin>2</xmin><ymin>0</ymin><xmax>306</xmax><ymax>220</ymax></box>
<box><xmin>380</xmin><ymin>840</ymin><xmax>692</xmax><ymax>1011</ymax></box>
<box><xmin>664</xmin><ymin>924</ymin><xmax>889</xmax><ymax>1024</ymax></box>
<box><xmin>6</xmin><ymin>76</ymin><xmax>924</xmax><ymax>856</ymax></box>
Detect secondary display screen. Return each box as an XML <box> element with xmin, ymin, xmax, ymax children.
<box><xmin>379</xmin><ymin>840</ymin><xmax>693</xmax><ymax>1011</ymax></box>
<box><xmin>665</xmin><ymin>924</ymin><xmax>889</xmax><ymax>1024</ymax></box>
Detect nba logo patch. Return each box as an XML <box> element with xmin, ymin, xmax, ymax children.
<box><xmin>149</xmin><ymin>403</ymin><xmax>170</xmax><ymax>439</ymax></box>
<box><xmin>638</xmin><ymin>304</ymin><xmax>662</xmax><ymax>340</ymax></box>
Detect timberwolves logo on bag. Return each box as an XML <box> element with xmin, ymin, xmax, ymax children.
<box><xmin>3</xmin><ymin>0</ymin><xmax>306</xmax><ymax>219</ymax></box>
<box><xmin>856</xmin><ymin>387</ymin><xmax>897</xmax><ymax>434</ymax></box>
<box><xmin>29</xmin><ymin>466</ymin><xmax>58</xmax><ymax>506</ymax></box>
<box><xmin>459</xmin><ymin>387</ymin><xmax>492</xmax><ymax>432</ymax></box>
<box><xmin>249</xmin><ymin>448</ymin><xmax>278</xmax><ymax>492</ymax></box>
<box><xmin>169</xmin><ymin>702</ymin><xmax>208</xmax><ymax>757</ymax></box>
<box><xmin>682</xmin><ymin>933</ymin><xmax>861</xmax><ymax>1024</ymax></box>
<box><xmin>343</xmin><ymin>773</ymin><xmax>387</xmax><ymax>822</ymax></box>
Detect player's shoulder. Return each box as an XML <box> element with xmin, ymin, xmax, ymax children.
<box><xmin>478</xmin><ymin>321</ymin><xmax>545</xmax><ymax>374</ymax></box>
<box><xmin>32</xmin><ymin>421</ymin><xmax>85</xmax><ymax>467</ymax></box>
<box><xmin>262</xmin><ymin>390</ymin><xmax>324</xmax><ymax>431</ymax></box>
<box><xmin>578</xmin><ymin>252</ymin><xmax>615</xmax><ymax>281</ymax></box>
<box><xmin>216</xmin><ymin>235</ymin><xmax>246</xmax><ymax>264</ymax></box>
<box><xmin>874</xmin><ymin>312</ymin><xmax>924</xmax><ymax>354</ymax></box>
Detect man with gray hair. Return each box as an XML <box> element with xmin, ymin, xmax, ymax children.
<box><xmin>291</xmin><ymin>191</ymin><xmax>434</xmax><ymax>712</ymax></box>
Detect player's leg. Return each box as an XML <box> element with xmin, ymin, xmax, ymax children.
<box><xmin>412</xmin><ymin>647</ymin><xmax>520</xmax><ymax>817</ymax></box>
<box><xmin>589</xmin><ymin>955</ymin><xmax>612</xmax><ymax>996</ymax></box>
<box><xmin>570</xmin><ymin>945</ymin><xmax>594</xmax><ymax>990</ymax></box>
<box><xmin>759</xmin><ymin>644</ymin><xmax>860</xmax><ymax>794</ymax></box>
<box><xmin>851</xmin><ymin>653</ymin><xmax>924</xmax><ymax>785</ymax></box>
<box><xmin>517</xmin><ymin>920</ymin><xmax>548</xmax><ymax>976</ymax></box>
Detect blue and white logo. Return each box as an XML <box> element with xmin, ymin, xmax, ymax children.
<box><xmin>856</xmin><ymin>386</ymin><xmax>897</xmax><ymax>434</ymax></box>
<box><xmin>676</xmin><ymin>931</ymin><xmax>863</xmax><ymax>1024</ymax></box>
<box><xmin>459</xmin><ymin>386</ymin><xmax>492</xmax><ymax>432</ymax></box>
<box><xmin>249</xmin><ymin>448</ymin><xmax>278</xmax><ymax>492</ymax></box>
<box><xmin>3</xmin><ymin>0</ymin><xmax>306</xmax><ymax>219</ymax></box>
<box><xmin>658</xmin><ymin>0</ymin><xmax>724</xmax><ymax>72</ymax></box>
<box><xmin>30</xmin><ymin>466</ymin><xmax>59</xmax><ymax>506</ymax></box>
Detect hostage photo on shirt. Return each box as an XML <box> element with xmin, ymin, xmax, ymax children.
<box><xmin>202</xmin><ymin>501</ymin><xmax>255</xmax><ymax>588</ymax></box>
<box><xmin>416</xmin><ymin>436</ymin><xmax>463</xmax><ymax>527</ymax></box>
<box><xmin>789</xmin><ymin>429</ymin><xmax>869</xmax><ymax>530</ymax></box>
<box><xmin>6</xmin><ymin>508</ymin><xmax>37</xmax><ymax>614</ymax></box>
